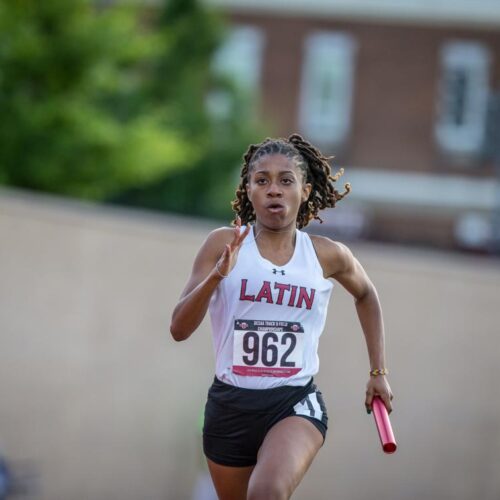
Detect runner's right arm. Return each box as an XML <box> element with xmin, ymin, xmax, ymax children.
<box><xmin>170</xmin><ymin>222</ymin><xmax>250</xmax><ymax>341</ymax></box>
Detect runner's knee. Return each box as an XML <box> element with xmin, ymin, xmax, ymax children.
<box><xmin>247</xmin><ymin>476</ymin><xmax>292</xmax><ymax>500</ymax></box>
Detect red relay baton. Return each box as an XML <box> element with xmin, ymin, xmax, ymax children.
<box><xmin>372</xmin><ymin>396</ymin><xmax>397</xmax><ymax>454</ymax></box>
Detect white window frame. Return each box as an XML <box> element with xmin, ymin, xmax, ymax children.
<box><xmin>211</xmin><ymin>25</ymin><xmax>264</xmax><ymax>97</ymax></box>
<box><xmin>435</xmin><ymin>41</ymin><xmax>491</xmax><ymax>157</ymax></box>
<box><xmin>299</xmin><ymin>32</ymin><xmax>357</xmax><ymax>146</ymax></box>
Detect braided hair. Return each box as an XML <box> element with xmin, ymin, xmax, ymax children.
<box><xmin>232</xmin><ymin>133</ymin><xmax>351</xmax><ymax>229</ymax></box>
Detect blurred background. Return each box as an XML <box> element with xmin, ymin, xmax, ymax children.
<box><xmin>0</xmin><ymin>0</ymin><xmax>499</xmax><ymax>498</ymax></box>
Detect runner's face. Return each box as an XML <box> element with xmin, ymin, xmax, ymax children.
<box><xmin>246</xmin><ymin>154</ymin><xmax>311</xmax><ymax>229</ymax></box>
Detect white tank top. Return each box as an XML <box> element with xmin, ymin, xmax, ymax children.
<box><xmin>208</xmin><ymin>226</ymin><xmax>334</xmax><ymax>389</ymax></box>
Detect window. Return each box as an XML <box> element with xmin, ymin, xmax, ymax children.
<box><xmin>435</xmin><ymin>41</ymin><xmax>491</xmax><ymax>158</ymax></box>
<box><xmin>207</xmin><ymin>26</ymin><xmax>264</xmax><ymax>120</ymax></box>
<box><xmin>299</xmin><ymin>32</ymin><xmax>357</xmax><ymax>146</ymax></box>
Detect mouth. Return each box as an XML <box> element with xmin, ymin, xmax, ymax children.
<box><xmin>266</xmin><ymin>202</ymin><xmax>285</xmax><ymax>214</ymax></box>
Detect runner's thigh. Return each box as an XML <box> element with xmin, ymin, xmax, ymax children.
<box><xmin>247</xmin><ymin>416</ymin><xmax>323</xmax><ymax>500</ymax></box>
<box><xmin>206</xmin><ymin>459</ymin><xmax>254</xmax><ymax>500</ymax></box>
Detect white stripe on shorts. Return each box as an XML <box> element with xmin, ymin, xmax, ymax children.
<box><xmin>308</xmin><ymin>392</ymin><xmax>323</xmax><ymax>421</ymax></box>
<box><xmin>293</xmin><ymin>392</ymin><xmax>323</xmax><ymax>421</ymax></box>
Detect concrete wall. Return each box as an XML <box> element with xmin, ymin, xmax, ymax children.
<box><xmin>0</xmin><ymin>188</ymin><xmax>499</xmax><ymax>499</ymax></box>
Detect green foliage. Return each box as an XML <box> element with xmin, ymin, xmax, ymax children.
<box><xmin>0</xmin><ymin>0</ymin><xmax>263</xmax><ymax>220</ymax></box>
<box><xmin>0</xmin><ymin>0</ymin><xmax>197</xmax><ymax>198</ymax></box>
<box><xmin>110</xmin><ymin>0</ymin><xmax>264</xmax><ymax>220</ymax></box>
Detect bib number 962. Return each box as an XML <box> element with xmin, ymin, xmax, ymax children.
<box><xmin>232</xmin><ymin>319</ymin><xmax>304</xmax><ymax>377</ymax></box>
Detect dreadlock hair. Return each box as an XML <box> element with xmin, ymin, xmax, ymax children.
<box><xmin>232</xmin><ymin>133</ymin><xmax>351</xmax><ymax>229</ymax></box>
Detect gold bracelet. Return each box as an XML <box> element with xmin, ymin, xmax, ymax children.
<box><xmin>370</xmin><ymin>368</ymin><xmax>389</xmax><ymax>376</ymax></box>
<box><xmin>215</xmin><ymin>262</ymin><xmax>229</xmax><ymax>279</ymax></box>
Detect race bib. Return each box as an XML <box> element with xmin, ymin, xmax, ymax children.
<box><xmin>232</xmin><ymin>319</ymin><xmax>304</xmax><ymax>377</ymax></box>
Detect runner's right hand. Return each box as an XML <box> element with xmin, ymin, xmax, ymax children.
<box><xmin>216</xmin><ymin>217</ymin><xmax>251</xmax><ymax>277</ymax></box>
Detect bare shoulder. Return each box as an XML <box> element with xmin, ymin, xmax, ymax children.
<box><xmin>308</xmin><ymin>234</ymin><xmax>354</xmax><ymax>278</ymax></box>
<box><xmin>201</xmin><ymin>226</ymin><xmax>236</xmax><ymax>255</ymax></box>
<box><xmin>206</xmin><ymin>226</ymin><xmax>236</xmax><ymax>244</ymax></box>
<box><xmin>185</xmin><ymin>226</ymin><xmax>236</xmax><ymax>279</ymax></box>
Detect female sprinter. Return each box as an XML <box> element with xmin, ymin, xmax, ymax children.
<box><xmin>170</xmin><ymin>134</ymin><xmax>394</xmax><ymax>500</ymax></box>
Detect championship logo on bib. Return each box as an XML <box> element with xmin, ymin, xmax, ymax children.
<box><xmin>232</xmin><ymin>319</ymin><xmax>304</xmax><ymax>377</ymax></box>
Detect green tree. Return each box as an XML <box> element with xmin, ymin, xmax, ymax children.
<box><xmin>0</xmin><ymin>0</ymin><xmax>263</xmax><ymax>220</ymax></box>
<box><xmin>0</xmin><ymin>0</ymin><xmax>197</xmax><ymax>199</ymax></box>
<box><xmin>112</xmin><ymin>0</ymin><xmax>263</xmax><ymax>220</ymax></box>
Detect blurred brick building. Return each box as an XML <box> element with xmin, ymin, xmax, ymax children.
<box><xmin>206</xmin><ymin>0</ymin><xmax>500</xmax><ymax>251</ymax></box>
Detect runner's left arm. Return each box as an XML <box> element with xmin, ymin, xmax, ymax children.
<box><xmin>329</xmin><ymin>242</ymin><xmax>393</xmax><ymax>413</ymax></box>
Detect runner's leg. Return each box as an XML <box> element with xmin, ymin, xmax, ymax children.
<box><xmin>206</xmin><ymin>460</ymin><xmax>254</xmax><ymax>500</ymax></box>
<box><xmin>247</xmin><ymin>416</ymin><xmax>323</xmax><ymax>500</ymax></box>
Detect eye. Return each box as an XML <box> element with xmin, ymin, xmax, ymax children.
<box><xmin>281</xmin><ymin>178</ymin><xmax>294</xmax><ymax>185</ymax></box>
<box><xmin>255</xmin><ymin>178</ymin><xmax>267</xmax><ymax>185</ymax></box>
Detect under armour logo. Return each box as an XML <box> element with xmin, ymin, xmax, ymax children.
<box><xmin>272</xmin><ymin>268</ymin><xmax>285</xmax><ymax>275</ymax></box>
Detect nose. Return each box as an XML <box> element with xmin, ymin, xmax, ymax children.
<box><xmin>267</xmin><ymin>181</ymin><xmax>282</xmax><ymax>197</ymax></box>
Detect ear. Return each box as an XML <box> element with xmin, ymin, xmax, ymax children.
<box><xmin>302</xmin><ymin>183</ymin><xmax>312</xmax><ymax>203</ymax></box>
<box><xmin>246</xmin><ymin>182</ymin><xmax>253</xmax><ymax>202</ymax></box>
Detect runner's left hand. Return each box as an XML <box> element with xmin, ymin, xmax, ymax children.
<box><xmin>365</xmin><ymin>376</ymin><xmax>394</xmax><ymax>414</ymax></box>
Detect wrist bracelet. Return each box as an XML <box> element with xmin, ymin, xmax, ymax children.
<box><xmin>370</xmin><ymin>368</ymin><xmax>389</xmax><ymax>376</ymax></box>
<box><xmin>215</xmin><ymin>262</ymin><xmax>229</xmax><ymax>279</ymax></box>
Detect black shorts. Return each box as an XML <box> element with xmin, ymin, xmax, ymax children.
<box><xmin>203</xmin><ymin>376</ymin><xmax>328</xmax><ymax>467</ymax></box>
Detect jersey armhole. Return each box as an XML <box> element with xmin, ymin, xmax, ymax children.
<box><xmin>305</xmin><ymin>233</ymin><xmax>333</xmax><ymax>282</ymax></box>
